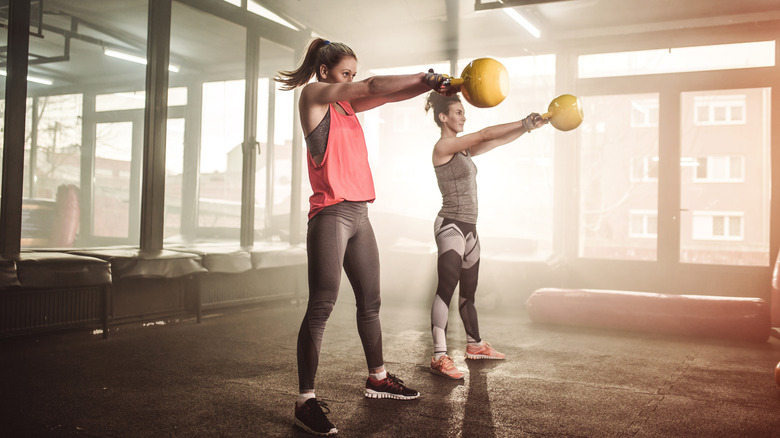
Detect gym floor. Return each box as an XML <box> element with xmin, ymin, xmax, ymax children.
<box><xmin>2</xmin><ymin>294</ymin><xmax>780</xmax><ymax>437</ymax></box>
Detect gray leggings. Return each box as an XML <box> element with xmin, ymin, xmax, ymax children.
<box><xmin>297</xmin><ymin>201</ymin><xmax>383</xmax><ymax>392</ymax></box>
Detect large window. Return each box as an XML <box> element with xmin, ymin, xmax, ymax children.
<box><xmin>22</xmin><ymin>94</ymin><xmax>82</xmax><ymax>247</ymax></box>
<box><xmin>164</xmin><ymin>117</ymin><xmax>186</xmax><ymax>240</ymax></box>
<box><xmin>366</xmin><ymin>55</ymin><xmax>557</xmax><ymax>260</ymax></box>
<box><xmin>94</xmin><ymin>120</ymin><xmax>136</xmax><ymax>240</ymax></box>
<box><xmin>10</xmin><ymin>0</ymin><xmax>303</xmax><ymax>249</ymax></box>
<box><xmin>579</xmin><ymin>93</ymin><xmax>660</xmax><ymax>261</ymax></box>
<box><xmin>254</xmin><ymin>39</ymin><xmax>296</xmax><ymax>242</ymax></box>
<box><xmin>19</xmin><ymin>0</ymin><xmax>150</xmax><ymax>248</ymax></box>
<box><xmin>679</xmin><ymin>88</ymin><xmax>771</xmax><ymax>266</ymax></box>
<box><xmin>577</xmin><ymin>39</ymin><xmax>774</xmax><ymax>271</ymax></box>
<box><xmin>197</xmin><ymin>79</ymin><xmax>245</xmax><ymax>235</ymax></box>
<box><xmin>169</xmin><ymin>1</ymin><xmax>246</xmax><ymax>242</ymax></box>
<box><xmin>578</xmin><ymin>41</ymin><xmax>775</xmax><ymax>78</ymax></box>
<box><xmin>2</xmin><ymin>0</ymin><xmax>776</xmax><ymax>278</ymax></box>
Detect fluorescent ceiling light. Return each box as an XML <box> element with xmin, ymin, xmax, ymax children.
<box><xmin>247</xmin><ymin>1</ymin><xmax>299</xmax><ymax>31</ymax></box>
<box><xmin>104</xmin><ymin>47</ymin><xmax>180</xmax><ymax>73</ymax></box>
<box><xmin>0</xmin><ymin>69</ymin><xmax>53</xmax><ymax>85</ymax></box>
<box><xmin>503</xmin><ymin>8</ymin><xmax>541</xmax><ymax>39</ymax></box>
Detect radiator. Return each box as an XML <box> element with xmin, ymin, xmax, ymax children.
<box><xmin>0</xmin><ymin>286</ymin><xmax>104</xmax><ymax>336</ymax></box>
<box><xmin>200</xmin><ymin>268</ymin><xmax>302</xmax><ymax>309</ymax></box>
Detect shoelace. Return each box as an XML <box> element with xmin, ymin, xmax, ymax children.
<box><xmin>384</xmin><ymin>373</ymin><xmax>406</xmax><ymax>390</ymax></box>
<box><xmin>315</xmin><ymin>400</ymin><xmax>331</xmax><ymax>414</ymax></box>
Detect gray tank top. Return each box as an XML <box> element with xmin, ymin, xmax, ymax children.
<box><xmin>434</xmin><ymin>150</ymin><xmax>478</xmax><ymax>223</ymax></box>
<box><xmin>305</xmin><ymin>106</ymin><xmax>330</xmax><ymax>159</ymax></box>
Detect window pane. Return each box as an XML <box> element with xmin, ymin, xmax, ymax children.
<box><xmin>21</xmin><ymin>95</ymin><xmax>83</xmax><ymax>248</ymax></box>
<box><xmin>255</xmin><ymin>39</ymin><xmax>296</xmax><ymax>242</ymax></box>
<box><xmin>96</xmin><ymin>88</ymin><xmax>187</xmax><ymax>111</ymax></box>
<box><xmin>647</xmin><ymin>158</ymin><xmax>658</xmax><ymax>180</ymax></box>
<box><xmin>647</xmin><ymin>215</ymin><xmax>657</xmax><ymax>235</ymax></box>
<box><xmin>164</xmin><ymin>118</ymin><xmax>185</xmax><ymax>240</ymax></box>
<box><xmin>711</xmin><ymin>157</ymin><xmax>728</xmax><ymax>179</ymax></box>
<box><xmin>729</xmin><ymin>157</ymin><xmax>744</xmax><ymax>179</ymax></box>
<box><xmin>94</xmin><ymin>122</ymin><xmax>135</xmax><ymax>239</ymax></box>
<box><xmin>680</xmin><ymin>89</ymin><xmax>770</xmax><ymax>266</ymax></box>
<box><xmin>714</xmin><ymin>106</ymin><xmax>727</xmax><ymax>122</ymax></box>
<box><xmin>16</xmin><ymin>0</ymin><xmax>149</xmax><ymax>248</ymax></box>
<box><xmin>459</xmin><ymin>55</ymin><xmax>556</xmax><ymax>258</ymax></box>
<box><xmin>199</xmin><ymin>80</ymin><xmax>244</xmax><ymax>235</ymax></box>
<box><xmin>731</xmin><ymin>105</ymin><xmax>744</xmax><ymax>121</ymax></box>
<box><xmin>729</xmin><ymin>216</ymin><xmax>742</xmax><ymax>237</ymax></box>
<box><xmin>579</xmin><ymin>93</ymin><xmax>659</xmax><ymax>261</ymax></box>
<box><xmin>713</xmin><ymin>216</ymin><xmax>725</xmax><ymax>236</ymax></box>
<box><xmin>247</xmin><ymin>1</ymin><xmax>298</xmax><ymax>31</ymax></box>
<box><xmin>579</xmin><ymin>41</ymin><xmax>775</xmax><ymax>78</ymax></box>
<box><xmin>695</xmin><ymin>107</ymin><xmax>708</xmax><ymax>124</ymax></box>
<box><xmin>169</xmin><ymin>2</ymin><xmax>247</xmax><ymax>241</ymax></box>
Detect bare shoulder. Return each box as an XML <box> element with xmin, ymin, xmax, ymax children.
<box><xmin>432</xmin><ymin>138</ymin><xmax>455</xmax><ymax>166</ymax></box>
<box><xmin>300</xmin><ymin>82</ymin><xmax>326</xmax><ymax>101</ymax></box>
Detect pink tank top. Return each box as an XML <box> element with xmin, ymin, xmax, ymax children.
<box><xmin>307</xmin><ymin>101</ymin><xmax>376</xmax><ymax>219</ymax></box>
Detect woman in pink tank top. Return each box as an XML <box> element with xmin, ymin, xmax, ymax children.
<box><xmin>275</xmin><ymin>38</ymin><xmax>454</xmax><ymax>436</ymax></box>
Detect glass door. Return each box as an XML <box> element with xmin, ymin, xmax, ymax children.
<box><xmin>679</xmin><ymin>88</ymin><xmax>771</xmax><ymax>266</ymax></box>
<box><xmin>93</xmin><ymin>119</ymin><xmax>141</xmax><ymax>243</ymax></box>
<box><xmin>578</xmin><ymin>93</ymin><xmax>660</xmax><ymax>261</ymax></box>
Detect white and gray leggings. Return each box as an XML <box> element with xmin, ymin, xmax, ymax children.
<box><xmin>431</xmin><ymin>216</ymin><xmax>481</xmax><ymax>356</ymax></box>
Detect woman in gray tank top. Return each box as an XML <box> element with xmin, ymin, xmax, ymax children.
<box><xmin>424</xmin><ymin>91</ymin><xmax>547</xmax><ymax>379</ymax></box>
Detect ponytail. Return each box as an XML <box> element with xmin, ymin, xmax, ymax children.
<box><xmin>275</xmin><ymin>38</ymin><xmax>357</xmax><ymax>90</ymax></box>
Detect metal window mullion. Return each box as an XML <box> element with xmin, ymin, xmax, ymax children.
<box><xmin>139</xmin><ymin>0</ymin><xmax>172</xmax><ymax>252</ymax></box>
<box><xmin>657</xmin><ymin>91</ymin><xmax>681</xmax><ymax>266</ymax></box>
<box><xmin>28</xmin><ymin>97</ymin><xmax>39</xmax><ymax>198</ymax></box>
<box><xmin>0</xmin><ymin>0</ymin><xmax>31</xmax><ymax>258</ymax></box>
<box><xmin>180</xmin><ymin>81</ymin><xmax>203</xmax><ymax>241</ymax></box>
<box><xmin>129</xmin><ymin>114</ymin><xmax>144</xmax><ymax>244</ymax></box>
<box><xmin>264</xmin><ymin>78</ymin><xmax>275</xmax><ymax>231</ymax></box>
<box><xmin>80</xmin><ymin>92</ymin><xmax>96</xmax><ymax>244</ymax></box>
<box><xmin>240</xmin><ymin>28</ymin><xmax>259</xmax><ymax>247</ymax></box>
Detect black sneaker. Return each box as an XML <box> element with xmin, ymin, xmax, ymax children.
<box><xmin>294</xmin><ymin>398</ymin><xmax>338</xmax><ymax>436</ymax></box>
<box><xmin>364</xmin><ymin>373</ymin><xmax>420</xmax><ymax>400</ymax></box>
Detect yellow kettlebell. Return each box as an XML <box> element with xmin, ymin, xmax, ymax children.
<box><xmin>541</xmin><ymin>94</ymin><xmax>584</xmax><ymax>131</ymax></box>
<box><xmin>447</xmin><ymin>58</ymin><xmax>509</xmax><ymax>108</ymax></box>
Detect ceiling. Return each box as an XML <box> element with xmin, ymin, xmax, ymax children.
<box><xmin>262</xmin><ymin>0</ymin><xmax>780</xmax><ymax>65</ymax></box>
<box><xmin>1</xmin><ymin>0</ymin><xmax>779</xmax><ymax>93</ymax></box>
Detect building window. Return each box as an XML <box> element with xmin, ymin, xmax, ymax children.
<box><xmin>694</xmin><ymin>155</ymin><xmax>745</xmax><ymax>182</ymax></box>
<box><xmin>631</xmin><ymin>99</ymin><xmax>658</xmax><ymax>127</ymax></box>
<box><xmin>692</xmin><ymin>212</ymin><xmax>744</xmax><ymax>241</ymax></box>
<box><xmin>630</xmin><ymin>156</ymin><xmax>658</xmax><ymax>182</ymax></box>
<box><xmin>630</xmin><ymin>210</ymin><xmax>657</xmax><ymax>238</ymax></box>
<box><xmin>694</xmin><ymin>95</ymin><xmax>746</xmax><ymax>126</ymax></box>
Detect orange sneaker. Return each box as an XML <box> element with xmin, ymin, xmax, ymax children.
<box><xmin>465</xmin><ymin>341</ymin><xmax>505</xmax><ymax>360</ymax></box>
<box><xmin>430</xmin><ymin>355</ymin><xmax>464</xmax><ymax>379</ymax></box>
